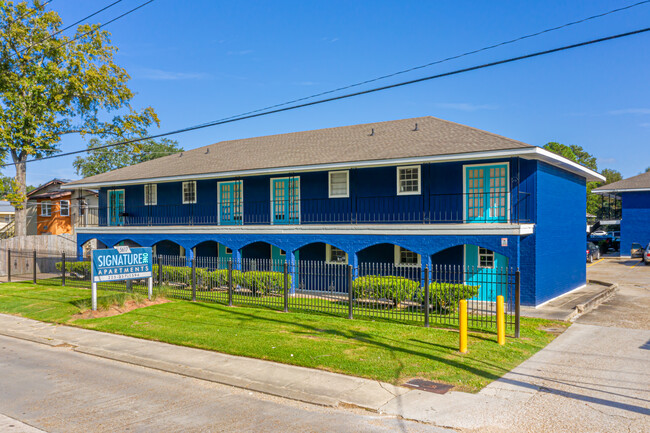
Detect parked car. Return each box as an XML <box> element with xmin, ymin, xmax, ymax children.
<box><xmin>591</xmin><ymin>230</ymin><xmax>608</xmax><ymax>237</ymax></box>
<box><xmin>587</xmin><ymin>242</ymin><xmax>600</xmax><ymax>263</ymax></box>
<box><xmin>631</xmin><ymin>243</ymin><xmax>645</xmax><ymax>259</ymax></box>
<box><xmin>644</xmin><ymin>243</ymin><xmax>650</xmax><ymax>265</ymax></box>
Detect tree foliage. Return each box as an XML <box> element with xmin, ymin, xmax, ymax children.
<box><xmin>0</xmin><ymin>1</ymin><xmax>158</xmax><ymax>234</ymax></box>
<box><xmin>73</xmin><ymin>138</ymin><xmax>183</xmax><ymax>178</ymax></box>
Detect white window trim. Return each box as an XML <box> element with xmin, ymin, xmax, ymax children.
<box><xmin>393</xmin><ymin>245</ymin><xmax>421</xmax><ymax>267</ymax></box>
<box><xmin>217</xmin><ymin>180</ymin><xmax>244</xmax><ymax>225</ymax></box>
<box><xmin>326</xmin><ymin>244</ymin><xmax>348</xmax><ymax>264</ymax></box>
<box><xmin>182</xmin><ymin>181</ymin><xmax>197</xmax><ymax>204</ymax></box>
<box><xmin>40</xmin><ymin>201</ymin><xmax>52</xmax><ymax>217</ymax></box>
<box><xmin>328</xmin><ymin>170</ymin><xmax>349</xmax><ymax>198</ymax></box>
<box><xmin>462</xmin><ymin>162</ymin><xmax>510</xmax><ymax>223</ymax></box>
<box><xmin>396</xmin><ymin>165</ymin><xmax>421</xmax><ymax>196</ymax></box>
<box><xmin>144</xmin><ymin>184</ymin><xmax>157</xmax><ymax>206</ymax></box>
<box><xmin>269</xmin><ymin>176</ymin><xmax>301</xmax><ymax>225</ymax></box>
<box><xmin>59</xmin><ymin>200</ymin><xmax>70</xmax><ymax>217</ymax></box>
<box><xmin>478</xmin><ymin>247</ymin><xmax>495</xmax><ymax>269</ymax></box>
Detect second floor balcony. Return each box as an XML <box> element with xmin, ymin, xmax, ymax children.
<box><xmin>78</xmin><ymin>191</ymin><xmax>533</xmax><ymax>228</ymax></box>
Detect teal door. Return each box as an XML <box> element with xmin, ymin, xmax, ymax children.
<box><xmin>465</xmin><ymin>245</ymin><xmax>508</xmax><ymax>302</ymax></box>
<box><xmin>218</xmin><ymin>243</ymin><xmax>233</xmax><ymax>269</ymax></box>
<box><xmin>270</xmin><ymin>245</ymin><xmax>286</xmax><ymax>272</ymax></box>
<box><xmin>272</xmin><ymin>177</ymin><xmax>300</xmax><ymax>224</ymax></box>
<box><xmin>108</xmin><ymin>190</ymin><xmax>125</xmax><ymax>226</ymax></box>
<box><xmin>219</xmin><ymin>181</ymin><xmax>243</xmax><ymax>225</ymax></box>
<box><xmin>465</xmin><ymin>164</ymin><xmax>508</xmax><ymax>223</ymax></box>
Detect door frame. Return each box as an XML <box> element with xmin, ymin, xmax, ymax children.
<box><xmin>217</xmin><ymin>180</ymin><xmax>244</xmax><ymax>225</ymax></box>
<box><xmin>107</xmin><ymin>189</ymin><xmax>125</xmax><ymax>226</ymax></box>
<box><xmin>462</xmin><ymin>162</ymin><xmax>510</xmax><ymax>223</ymax></box>
<box><xmin>269</xmin><ymin>176</ymin><xmax>300</xmax><ymax>225</ymax></box>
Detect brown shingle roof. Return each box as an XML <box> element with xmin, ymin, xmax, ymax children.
<box><xmin>65</xmin><ymin>116</ymin><xmax>534</xmax><ymax>186</ymax></box>
<box><xmin>593</xmin><ymin>170</ymin><xmax>650</xmax><ymax>192</ymax></box>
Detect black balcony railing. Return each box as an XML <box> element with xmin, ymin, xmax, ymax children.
<box><xmin>78</xmin><ymin>191</ymin><xmax>532</xmax><ymax>228</ymax></box>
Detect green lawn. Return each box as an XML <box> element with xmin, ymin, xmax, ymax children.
<box><xmin>0</xmin><ymin>281</ymin><xmax>567</xmax><ymax>392</ymax></box>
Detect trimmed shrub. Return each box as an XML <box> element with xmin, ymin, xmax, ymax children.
<box><xmin>424</xmin><ymin>282</ymin><xmax>480</xmax><ymax>313</ymax></box>
<box><xmin>55</xmin><ymin>261</ymin><xmax>91</xmax><ymax>277</ymax></box>
<box><xmin>352</xmin><ymin>275</ymin><xmax>419</xmax><ymax>307</ymax></box>
<box><xmin>239</xmin><ymin>271</ymin><xmax>289</xmax><ymax>295</ymax></box>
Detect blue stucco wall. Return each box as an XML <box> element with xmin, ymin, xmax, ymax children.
<box><xmin>620</xmin><ymin>191</ymin><xmax>650</xmax><ymax>255</ymax></box>
<box><xmin>534</xmin><ymin>161</ymin><xmax>586</xmax><ymax>305</ymax></box>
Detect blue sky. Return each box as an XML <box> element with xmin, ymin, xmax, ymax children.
<box><xmin>11</xmin><ymin>0</ymin><xmax>650</xmax><ymax>186</ymax></box>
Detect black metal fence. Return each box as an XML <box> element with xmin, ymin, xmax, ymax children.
<box><xmin>5</xmin><ymin>250</ymin><xmax>520</xmax><ymax>334</ymax></box>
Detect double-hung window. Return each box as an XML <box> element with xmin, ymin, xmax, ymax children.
<box><xmin>326</xmin><ymin>244</ymin><xmax>348</xmax><ymax>264</ymax></box>
<box><xmin>328</xmin><ymin>171</ymin><xmax>349</xmax><ymax>198</ymax></box>
<box><xmin>59</xmin><ymin>200</ymin><xmax>70</xmax><ymax>217</ymax></box>
<box><xmin>394</xmin><ymin>246</ymin><xmax>421</xmax><ymax>267</ymax></box>
<box><xmin>40</xmin><ymin>201</ymin><xmax>52</xmax><ymax>217</ymax></box>
<box><xmin>144</xmin><ymin>184</ymin><xmax>157</xmax><ymax>206</ymax></box>
<box><xmin>182</xmin><ymin>181</ymin><xmax>197</xmax><ymax>204</ymax></box>
<box><xmin>397</xmin><ymin>165</ymin><xmax>421</xmax><ymax>195</ymax></box>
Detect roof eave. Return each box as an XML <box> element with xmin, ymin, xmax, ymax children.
<box><xmin>62</xmin><ymin>147</ymin><xmax>604</xmax><ymax>189</ymax></box>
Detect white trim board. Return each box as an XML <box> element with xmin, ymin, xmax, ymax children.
<box><xmin>594</xmin><ymin>188</ymin><xmax>650</xmax><ymax>193</ymax></box>
<box><xmin>62</xmin><ymin>147</ymin><xmax>604</xmax><ymax>189</ymax></box>
<box><xmin>76</xmin><ymin>223</ymin><xmax>535</xmax><ymax>236</ymax></box>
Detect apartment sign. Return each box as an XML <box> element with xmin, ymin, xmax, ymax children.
<box><xmin>91</xmin><ymin>247</ymin><xmax>153</xmax><ymax>282</ymax></box>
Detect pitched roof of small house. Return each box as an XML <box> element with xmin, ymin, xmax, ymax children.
<box><xmin>64</xmin><ymin>116</ymin><xmax>603</xmax><ymax>187</ymax></box>
<box><xmin>0</xmin><ymin>201</ymin><xmax>15</xmax><ymax>213</ymax></box>
<box><xmin>593</xmin><ymin>170</ymin><xmax>650</xmax><ymax>193</ymax></box>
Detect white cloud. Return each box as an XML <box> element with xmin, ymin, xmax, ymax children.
<box><xmin>608</xmin><ymin>108</ymin><xmax>650</xmax><ymax>115</ymax></box>
<box><xmin>598</xmin><ymin>157</ymin><xmax>617</xmax><ymax>165</ymax></box>
<box><xmin>435</xmin><ymin>102</ymin><xmax>498</xmax><ymax>112</ymax></box>
<box><xmin>139</xmin><ymin>68</ymin><xmax>209</xmax><ymax>81</ymax></box>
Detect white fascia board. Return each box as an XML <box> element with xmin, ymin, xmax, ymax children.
<box><xmin>75</xmin><ymin>223</ymin><xmax>535</xmax><ymax>236</ymax></box>
<box><xmin>593</xmin><ymin>188</ymin><xmax>650</xmax><ymax>194</ymax></box>
<box><xmin>62</xmin><ymin>146</ymin><xmax>603</xmax><ymax>189</ymax></box>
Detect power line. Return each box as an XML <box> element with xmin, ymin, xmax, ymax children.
<box><xmin>4</xmin><ymin>25</ymin><xmax>649</xmax><ymax>169</ymax></box>
<box><xmin>58</xmin><ymin>0</ymin><xmax>155</xmax><ymax>50</ymax></box>
<box><xmin>13</xmin><ymin>0</ymin><xmax>125</xmax><ymax>57</ymax></box>
<box><xmin>190</xmin><ymin>0</ymin><xmax>650</xmax><ymax>126</ymax></box>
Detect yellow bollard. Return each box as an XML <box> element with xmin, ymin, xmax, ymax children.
<box><xmin>497</xmin><ymin>295</ymin><xmax>505</xmax><ymax>345</ymax></box>
<box><xmin>459</xmin><ymin>299</ymin><xmax>467</xmax><ymax>353</ymax></box>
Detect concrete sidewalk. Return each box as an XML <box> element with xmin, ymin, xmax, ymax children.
<box><xmin>520</xmin><ymin>280</ymin><xmax>618</xmax><ymax>321</ymax></box>
<box><xmin>1</xmin><ymin>313</ymin><xmax>648</xmax><ymax>431</ymax></box>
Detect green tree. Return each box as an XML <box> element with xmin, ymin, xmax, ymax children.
<box><xmin>543</xmin><ymin>142</ymin><xmax>619</xmax><ymax>216</ymax></box>
<box><xmin>0</xmin><ymin>1</ymin><xmax>158</xmax><ymax>236</ymax></box>
<box><xmin>645</xmin><ymin>167</ymin><xmax>650</xmax><ymax>173</ymax></box>
<box><xmin>73</xmin><ymin>137</ymin><xmax>183</xmax><ymax>177</ymax></box>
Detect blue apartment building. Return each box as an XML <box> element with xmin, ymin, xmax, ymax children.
<box><xmin>594</xmin><ymin>170</ymin><xmax>650</xmax><ymax>256</ymax></box>
<box><xmin>65</xmin><ymin>117</ymin><xmax>604</xmax><ymax>306</ymax></box>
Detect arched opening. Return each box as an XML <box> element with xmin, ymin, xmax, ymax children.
<box><xmin>357</xmin><ymin>243</ymin><xmax>421</xmax><ymax>279</ymax></box>
<box><xmin>80</xmin><ymin>238</ymin><xmax>106</xmax><ymax>259</ymax></box>
<box><xmin>113</xmin><ymin>239</ymin><xmax>141</xmax><ymax>248</ymax></box>
<box><xmin>240</xmin><ymin>241</ymin><xmax>285</xmax><ymax>272</ymax></box>
<box><xmin>293</xmin><ymin>242</ymin><xmax>348</xmax><ymax>293</ymax></box>
<box><xmin>153</xmin><ymin>240</ymin><xmax>184</xmax><ymax>257</ymax></box>
<box><xmin>193</xmin><ymin>240</ymin><xmax>235</xmax><ymax>270</ymax></box>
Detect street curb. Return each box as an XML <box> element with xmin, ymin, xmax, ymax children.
<box><xmin>0</xmin><ymin>329</ymin><xmax>67</xmax><ymax>348</ymax></box>
<box><xmin>72</xmin><ymin>346</ymin><xmax>341</xmax><ymax>408</ymax></box>
<box><xmin>573</xmin><ymin>281</ymin><xmax>618</xmax><ymax>320</ymax></box>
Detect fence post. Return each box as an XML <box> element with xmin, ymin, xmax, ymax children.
<box><xmin>515</xmin><ymin>269</ymin><xmax>521</xmax><ymax>339</ymax></box>
<box><xmin>283</xmin><ymin>262</ymin><xmax>289</xmax><ymax>312</ymax></box>
<box><xmin>191</xmin><ymin>258</ymin><xmax>197</xmax><ymax>302</ymax></box>
<box><xmin>227</xmin><ymin>259</ymin><xmax>233</xmax><ymax>307</ymax></box>
<box><xmin>424</xmin><ymin>266</ymin><xmax>430</xmax><ymax>327</ymax></box>
<box><xmin>158</xmin><ymin>256</ymin><xmax>163</xmax><ymax>288</ymax></box>
<box><xmin>32</xmin><ymin>249</ymin><xmax>37</xmax><ymax>284</ymax></box>
<box><xmin>61</xmin><ymin>251</ymin><xmax>66</xmax><ymax>287</ymax></box>
<box><xmin>347</xmin><ymin>264</ymin><xmax>353</xmax><ymax>320</ymax></box>
<box><xmin>7</xmin><ymin>249</ymin><xmax>11</xmax><ymax>283</ymax></box>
